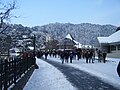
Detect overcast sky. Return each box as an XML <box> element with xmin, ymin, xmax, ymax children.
<box><xmin>9</xmin><ymin>0</ymin><xmax>120</xmax><ymax>27</ymax></box>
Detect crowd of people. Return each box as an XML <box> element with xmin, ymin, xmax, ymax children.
<box><xmin>36</xmin><ymin>49</ymin><xmax>120</xmax><ymax>77</ymax></box>
<box><xmin>36</xmin><ymin>48</ymin><xmax>107</xmax><ymax>64</ymax></box>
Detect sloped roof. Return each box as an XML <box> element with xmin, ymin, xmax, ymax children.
<box><xmin>97</xmin><ymin>30</ymin><xmax>120</xmax><ymax>44</ymax></box>
<box><xmin>10</xmin><ymin>48</ymin><xmax>20</xmax><ymax>52</ymax></box>
<box><xmin>73</xmin><ymin>40</ymin><xmax>82</xmax><ymax>45</ymax></box>
<box><xmin>97</xmin><ymin>37</ymin><xmax>109</xmax><ymax>43</ymax></box>
<box><xmin>64</xmin><ymin>34</ymin><xmax>84</xmax><ymax>47</ymax></box>
<box><xmin>65</xmin><ymin>34</ymin><xmax>74</xmax><ymax>40</ymax></box>
<box><xmin>28</xmin><ymin>46</ymin><xmax>34</xmax><ymax>50</ymax></box>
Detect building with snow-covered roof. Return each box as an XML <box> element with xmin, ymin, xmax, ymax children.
<box><xmin>97</xmin><ymin>30</ymin><xmax>120</xmax><ymax>53</ymax></box>
<box><xmin>65</xmin><ymin>33</ymin><xmax>74</xmax><ymax>40</ymax></box>
<box><xmin>58</xmin><ymin>33</ymin><xmax>85</xmax><ymax>50</ymax></box>
<box><xmin>58</xmin><ymin>34</ymin><xmax>76</xmax><ymax>50</ymax></box>
<box><xmin>58</xmin><ymin>33</ymin><xmax>93</xmax><ymax>50</ymax></box>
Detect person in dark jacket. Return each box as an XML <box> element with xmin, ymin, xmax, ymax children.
<box><xmin>45</xmin><ymin>51</ymin><xmax>48</xmax><ymax>60</ymax></box>
<box><xmin>70</xmin><ymin>51</ymin><xmax>73</xmax><ymax>63</ymax></box>
<box><xmin>85</xmin><ymin>50</ymin><xmax>89</xmax><ymax>63</ymax></box>
<box><xmin>117</xmin><ymin>61</ymin><xmax>120</xmax><ymax>77</ymax></box>
<box><xmin>77</xmin><ymin>51</ymin><xmax>81</xmax><ymax>60</ymax></box>
<box><xmin>88</xmin><ymin>50</ymin><xmax>93</xmax><ymax>63</ymax></box>
<box><xmin>102</xmin><ymin>51</ymin><xmax>107</xmax><ymax>63</ymax></box>
<box><xmin>64</xmin><ymin>51</ymin><xmax>69</xmax><ymax>63</ymax></box>
<box><xmin>61</xmin><ymin>51</ymin><xmax>65</xmax><ymax>64</ymax></box>
<box><xmin>97</xmin><ymin>50</ymin><xmax>102</xmax><ymax>63</ymax></box>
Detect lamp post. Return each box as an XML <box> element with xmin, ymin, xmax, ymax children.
<box><xmin>33</xmin><ymin>34</ymin><xmax>39</xmax><ymax>69</ymax></box>
<box><xmin>33</xmin><ymin>35</ymin><xmax>36</xmax><ymax>64</ymax></box>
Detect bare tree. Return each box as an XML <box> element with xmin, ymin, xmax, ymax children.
<box><xmin>0</xmin><ymin>1</ymin><xmax>17</xmax><ymax>54</ymax></box>
<box><xmin>0</xmin><ymin>0</ymin><xmax>16</xmax><ymax>33</ymax></box>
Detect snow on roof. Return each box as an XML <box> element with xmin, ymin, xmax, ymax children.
<box><xmin>65</xmin><ymin>34</ymin><xmax>93</xmax><ymax>48</ymax></box>
<box><xmin>97</xmin><ymin>37</ymin><xmax>109</xmax><ymax>43</ymax></box>
<box><xmin>28</xmin><ymin>46</ymin><xmax>34</xmax><ymax>50</ymax></box>
<box><xmin>73</xmin><ymin>40</ymin><xmax>94</xmax><ymax>49</ymax></box>
<box><xmin>98</xmin><ymin>30</ymin><xmax>120</xmax><ymax>44</ymax></box>
<box><xmin>108</xmin><ymin>30</ymin><xmax>120</xmax><ymax>43</ymax></box>
<box><xmin>82</xmin><ymin>45</ymin><xmax>93</xmax><ymax>48</ymax></box>
<box><xmin>23</xmin><ymin>39</ymin><xmax>32</xmax><ymax>42</ymax></box>
<box><xmin>65</xmin><ymin>34</ymin><xmax>74</xmax><ymax>40</ymax></box>
<box><xmin>73</xmin><ymin>40</ymin><xmax>79</xmax><ymax>44</ymax></box>
<box><xmin>74</xmin><ymin>44</ymin><xmax>82</xmax><ymax>48</ymax></box>
<box><xmin>10</xmin><ymin>47</ymin><xmax>20</xmax><ymax>52</ymax></box>
<box><xmin>22</xmin><ymin>35</ymin><xmax>27</xmax><ymax>38</ymax></box>
<box><xmin>72</xmin><ymin>40</ymin><xmax>83</xmax><ymax>48</ymax></box>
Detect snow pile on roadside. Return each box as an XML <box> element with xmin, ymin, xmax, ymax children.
<box><xmin>24</xmin><ymin>58</ymin><xmax>77</xmax><ymax>90</ymax></box>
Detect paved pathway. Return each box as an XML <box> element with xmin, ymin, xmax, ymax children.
<box><xmin>43</xmin><ymin>59</ymin><xmax>119</xmax><ymax>90</ymax></box>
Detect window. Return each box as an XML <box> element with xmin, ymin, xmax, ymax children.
<box><xmin>111</xmin><ymin>45</ymin><xmax>116</xmax><ymax>51</ymax></box>
<box><xmin>118</xmin><ymin>45</ymin><xmax>120</xmax><ymax>50</ymax></box>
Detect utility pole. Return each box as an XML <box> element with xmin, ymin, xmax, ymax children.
<box><xmin>33</xmin><ymin>35</ymin><xmax>36</xmax><ymax>64</ymax></box>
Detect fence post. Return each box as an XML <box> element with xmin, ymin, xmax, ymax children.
<box><xmin>27</xmin><ymin>56</ymin><xmax>28</xmax><ymax>70</ymax></box>
<box><xmin>33</xmin><ymin>35</ymin><xmax>36</xmax><ymax>65</ymax></box>
<box><xmin>14</xmin><ymin>58</ymin><xmax>16</xmax><ymax>84</ymax></box>
<box><xmin>4</xmin><ymin>59</ymin><xmax>8</xmax><ymax>90</ymax></box>
<box><xmin>19</xmin><ymin>58</ymin><xmax>22</xmax><ymax>77</ymax></box>
<box><xmin>0</xmin><ymin>59</ymin><xmax>3</xmax><ymax>90</ymax></box>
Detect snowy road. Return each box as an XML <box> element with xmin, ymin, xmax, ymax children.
<box><xmin>44</xmin><ymin>59</ymin><xmax>119</xmax><ymax>90</ymax></box>
<box><xmin>24</xmin><ymin>58</ymin><xmax>77</xmax><ymax>90</ymax></box>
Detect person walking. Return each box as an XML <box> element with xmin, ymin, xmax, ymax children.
<box><xmin>92</xmin><ymin>50</ymin><xmax>95</xmax><ymax>63</ymax></box>
<box><xmin>102</xmin><ymin>50</ymin><xmax>107</xmax><ymax>63</ymax></box>
<box><xmin>88</xmin><ymin>50</ymin><xmax>93</xmax><ymax>63</ymax></box>
<box><xmin>70</xmin><ymin>51</ymin><xmax>73</xmax><ymax>63</ymax></box>
<box><xmin>61</xmin><ymin>51</ymin><xmax>65</xmax><ymax>64</ymax></box>
<box><xmin>98</xmin><ymin>50</ymin><xmax>102</xmax><ymax>63</ymax></box>
<box><xmin>85</xmin><ymin>50</ymin><xmax>89</xmax><ymax>63</ymax></box>
<box><xmin>65</xmin><ymin>51</ymin><xmax>69</xmax><ymax>63</ymax></box>
<box><xmin>45</xmin><ymin>51</ymin><xmax>48</xmax><ymax>60</ymax></box>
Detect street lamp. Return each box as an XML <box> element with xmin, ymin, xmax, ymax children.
<box><xmin>32</xmin><ymin>34</ymin><xmax>39</xmax><ymax>69</ymax></box>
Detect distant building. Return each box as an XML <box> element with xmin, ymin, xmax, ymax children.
<box><xmin>58</xmin><ymin>34</ymin><xmax>76</xmax><ymax>50</ymax></box>
<box><xmin>97</xmin><ymin>30</ymin><xmax>120</xmax><ymax>53</ymax></box>
<box><xmin>45</xmin><ymin>39</ymin><xmax>59</xmax><ymax>50</ymax></box>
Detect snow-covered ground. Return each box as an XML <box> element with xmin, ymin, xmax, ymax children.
<box><xmin>47</xmin><ymin>56</ymin><xmax>120</xmax><ymax>89</ymax></box>
<box><xmin>24</xmin><ymin>56</ymin><xmax>120</xmax><ymax>90</ymax></box>
<box><xmin>24</xmin><ymin>58</ymin><xmax>77</xmax><ymax>90</ymax></box>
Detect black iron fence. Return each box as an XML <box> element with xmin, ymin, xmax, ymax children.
<box><xmin>0</xmin><ymin>56</ymin><xmax>35</xmax><ymax>90</ymax></box>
